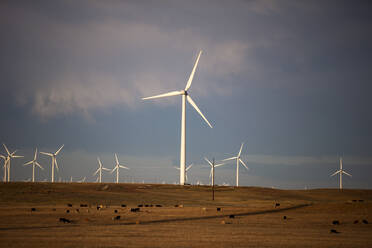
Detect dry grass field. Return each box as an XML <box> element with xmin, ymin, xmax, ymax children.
<box><xmin>0</xmin><ymin>182</ymin><xmax>371</xmax><ymax>247</ymax></box>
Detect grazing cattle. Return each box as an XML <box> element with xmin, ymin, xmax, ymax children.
<box><xmin>359</xmin><ymin>199</ymin><xmax>364</xmax><ymax>202</ymax></box>
<box><xmin>229</xmin><ymin>215</ymin><xmax>235</xmax><ymax>219</ymax></box>
<box><xmin>67</xmin><ymin>204</ymin><xmax>73</xmax><ymax>207</ymax></box>
<box><xmin>66</xmin><ymin>210</ymin><xmax>70</xmax><ymax>213</ymax></box>
<box><xmin>59</xmin><ymin>217</ymin><xmax>71</xmax><ymax>223</ymax></box>
<box><xmin>283</xmin><ymin>216</ymin><xmax>287</xmax><ymax>220</ymax></box>
<box><xmin>217</xmin><ymin>208</ymin><xmax>221</xmax><ymax>212</ymax></box>
<box><xmin>138</xmin><ymin>204</ymin><xmax>143</xmax><ymax>207</ymax></box>
<box><xmin>144</xmin><ymin>205</ymin><xmax>149</xmax><ymax>207</ymax></box>
<box><xmin>31</xmin><ymin>208</ymin><xmax>36</xmax><ymax>212</ymax></box>
<box><xmin>112</xmin><ymin>215</ymin><xmax>121</xmax><ymax>220</ymax></box>
<box><xmin>80</xmin><ymin>204</ymin><xmax>88</xmax><ymax>207</ymax></box>
<box><xmin>121</xmin><ymin>204</ymin><xmax>126</xmax><ymax>207</ymax></box>
<box><xmin>174</xmin><ymin>205</ymin><xmax>179</xmax><ymax>207</ymax></box>
<box><xmin>330</xmin><ymin>229</ymin><xmax>340</xmax><ymax>234</ymax></box>
<box><xmin>332</xmin><ymin>220</ymin><xmax>340</xmax><ymax>225</ymax></box>
<box><xmin>155</xmin><ymin>205</ymin><xmax>162</xmax><ymax>207</ymax></box>
<box><xmin>114</xmin><ymin>210</ymin><xmax>118</xmax><ymax>213</ymax></box>
<box><xmin>275</xmin><ymin>203</ymin><xmax>280</xmax><ymax>207</ymax></box>
<box><xmin>75</xmin><ymin>209</ymin><xmax>80</xmax><ymax>213</ymax></box>
<box><xmin>354</xmin><ymin>220</ymin><xmax>359</xmax><ymax>224</ymax></box>
<box><xmin>352</xmin><ymin>200</ymin><xmax>357</xmax><ymax>202</ymax></box>
<box><xmin>131</xmin><ymin>208</ymin><xmax>140</xmax><ymax>212</ymax></box>
<box><xmin>362</xmin><ymin>219</ymin><xmax>368</xmax><ymax>224</ymax></box>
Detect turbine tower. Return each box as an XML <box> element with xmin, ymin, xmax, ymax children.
<box><xmin>204</xmin><ymin>157</ymin><xmax>224</xmax><ymax>186</ymax></box>
<box><xmin>40</xmin><ymin>145</ymin><xmax>64</xmax><ymax>183</ymax></box>
<box><xmin>174</xmin><ymin>164</ymin><xmax>193</xmax><ymax>183</ymax></box>
<box><xmin>111</xmin><ymin>154</ymin><xmax>129</xmax><ymax>184</ymax></box>
<box><xmin>3</xmin><ymin>144</ymin><xmax>23</xmax><ymax>182</ymax></box>
<box><xmin>23</xmin><ymin>148</ymin><xmax>44</xmax><ymax>182</ymax></box>
<box><xmin>142</xmin><ymin>51</ymin><xmax>212</xmax><ymax>185</ymax></box>
<box><xmin>94</xmin><ymin>157</ymin><xmax>110</xmax><ymax>183</ymax></box>
<box><xmin>0</xmin><ymin>154</ymin><xmax>6</xmax><ymax>182</ymax></box>
<box><xmin>331</xmin><ymin>157</ymin><xmax>352</xmax><ymax>189</ymax></box>
<box><xmin>222</xmin><ymin>143</ymin><xmax>249</xmax><ymax>187</ymax></box>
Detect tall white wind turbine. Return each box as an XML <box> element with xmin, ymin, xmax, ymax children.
<box><xmin>111</xmin><ymin>154</ymin><xmax>129</xmax><ymax>184</ymax></box>
<box><xmin>331</xmin><ymin>157</ymin><xmax>352</xmax><ymax>190</ymax></box>
<box><xmin>23</xmin><ymin>148</ymin><xmax>44</xmax><ymax>182</ymax></box>
<box><xmin>204</xmin><ymin>157</ymin><xmax>225</xmax><ymax>186</ymax></box>
<box><xmin>3</xmin><ymin>144</ymin><xmax>23</xmax><ymax>182</ymax></box>
<box><xmin>142</xmin><ymin>51</ymin><xmax>212</xmax><ymax>185</ymax></box>
<box><xmin>94</xmin><ymin>157</ymin><xmax>110</xmax><ymax>183</ymax></box>
<box><xmin>222</xmin><ymin>143</ymin><xmax>249</xmax><ymax>187</ymax></box>
<box><xmin>174</xmin><ymin>164</ymin><xmax>193</xmax><ymax>182</ymax></box>
<box><xmin>40</xmin><ymin>145</ymin><xmax>64</xmax><ymax>183</ymax></box>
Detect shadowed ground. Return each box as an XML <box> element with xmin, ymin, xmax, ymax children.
<box><xmin>0</xmin><ymin>182</ymin><xmax>371</xmax><ymax>247</ymax></box>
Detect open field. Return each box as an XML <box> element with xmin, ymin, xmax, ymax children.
<box><xmin>0</xmin><ymin>183</ymin><xmax>371</xmax><ymax>247</ymax></box>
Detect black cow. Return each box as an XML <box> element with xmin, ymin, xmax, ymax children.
<box><xmin>59</xmin><ymin>217</ymin><xmax>71</xmax><ymax>223</ymax></box>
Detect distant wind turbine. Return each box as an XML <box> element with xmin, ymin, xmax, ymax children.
<box><xmin>40</xmin><ymin>145</ymin><xmax>64</xmax><ymax>183</ymax></box>
<box><xmin>77</xmin><ymin>177</ymin><xmax>86</xmax><ymax>183</ymax></box>
<box><xmin>94</xmin><ymin>157</ymin><xmax>110</xmax><ymax>183</ymax></box>
<box><xmin>174</xmin><ymin>164</ymin><xmax>193</xmax><ymax>182</ymax></box>
<box><xmin>204</xmin><ymin>157</ymin><xmax>225</xmax><ymax>186</ymax></box>
<box><xmin>331</xmin><ymin>157</ymin><xmax>352</xmax><ymax>190</ymax></box>
<box><xmin>23</xmin><ymin>148</ymin><xmax>44</xmax><ymax>182</ymax></box>
<box><xmin>142</xmin><ymin>51</ymin><xmax>213</xmax><ymax>185</ymax></box>
<box><xmin>0</xmin><ymin>154</ymin><xmax>6</xmax><ymax>182</ymax></box>
<box><xmin>111</xmin><ymin>154</ymin><xmax>129</xmax><ymax>183</ymax></box>
<box><xmin>3</xmin><ymin>144</ymin><xmax>23</xmax><ymax>182</ymax></box>
<box><xmin>222</xmin><ymin>143</ymin><xmax>248</xmax><ymax>187</ymax></box>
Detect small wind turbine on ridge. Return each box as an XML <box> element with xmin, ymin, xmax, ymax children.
<box><xmin>2</xmin><ymin>144</ymin><xmax>23</xmax><ymax>182</ymax></box>
<box><xmin>23</xmin><ymin>148</ymin><xmax>44</xmax><ymax>182</ymax></box>
<box><xmin>111</xmin><ymin>154</ymin><xmax>129</xmax><ymax>183</ymax></box>
<box><xmin>204</xmin><ymin>157</ymin><xmax>225</xmax><ymax>186</ymax></box>
<box><xmin>94</xmin><ymin>157</ymin><xmax>110</xmax><ymax>183</ymax></box>
<box><xmin>174</xmin><ymin>164</ymin><xmax>193</xmax><ymax>183</ymax></box>
<box><xmin>40</xmin><ymin>145</ymin><xmax>64</xmax><ymax>183</ymax></box>
<box><xmin>331</xmin><ymin>156</ymin><xmax>352</xmax><ymax>189</ymax></box>
<box><xmin>222</xmin><ymin>143</ymin><xmax>248</xmax><ymax>187</ymax></box>
<box><xmin>142</xmin><ymin>50</ymin><xmax>213</xmax><ymax>185</ymax></box>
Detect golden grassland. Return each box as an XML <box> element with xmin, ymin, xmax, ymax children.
<box><xmin>0</xmin><ymin>182</ymin><xmax>371</xmax><ymax>247</ymax></box>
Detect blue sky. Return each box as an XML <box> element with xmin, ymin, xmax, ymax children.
<box><xmin>1</xmin><ymin>0</ymin><xmax>371</xmax><ymax>188</ymax></box>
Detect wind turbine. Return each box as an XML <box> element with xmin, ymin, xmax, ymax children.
<box><xmin>111</xmin><ymin>154</ymin><xmax>129</xmax><ymax>184</ymax></box>
<box><xmin>204</xmin><ymin>157</ymin><xmax>225</xmax><ymax>186</ymax></box>
<box><xmin>222</xmin><ymin>143</ymin><xmax>248</xmax><ymax>187</ymax></box>
<box><xmin>77</xmin><ymin>177</ymin><xmax>86</xmax><ymax>183</ymax></box>
<box><xmin>23</xmin><ymin>148</ymin><xmax>44</xmax><ymax>182</ymax></box>
<box><xmin>94</xmin><ymin>157</ymin><xmax>110</xmax><ymax>183</ymax></box>
<box><xmin>142</xmin><ymin>50</ymin><xmax>212</xmax><ymax>185</ymax></box>
<box><xmin>40</xmin><ymin>145</ymin><xmax>64</xmax><ymax>183</ymax></box>
<box><xmin>3</xmin><ymin>144</ymin><xmax>23</xmax><ymax>182</ymax></box>
<box><xmin>174</xmin><ymin>164</ymin><xmax>193</xmax><ymax>182</ymax></box>
<box><xmin>331</xmin><ymin>157</ymin><xmax>352</xmax><ymax>190</ymax></box>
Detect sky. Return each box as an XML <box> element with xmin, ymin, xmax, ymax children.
<box><xmin>0</xmin><ymin>0</ymin><xmax>371</xmax><ymax>188</ymax></box>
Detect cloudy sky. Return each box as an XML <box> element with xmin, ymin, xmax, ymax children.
<box><xmin>1</xmin><ymin>0</ymin><xmax>371</xmax><ymax>188</ymax></box>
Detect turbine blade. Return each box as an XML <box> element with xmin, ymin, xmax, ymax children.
<box><xmin>239</xmin><ymin>159</ymin><xmax>249</xmax><ymax>170</ymax></box>
<box><xmin>238</xmin><ymin>143</ymin><xmax>244</xmax><ymax>157</ymax></box>
<box><xmin>330</xmin><ymin>170</ymin><xmax>341</xmax><ymax>177</ymax></box>
<box><xmin>186</xmin><ymin>95</ymin><xmax>213</xmax><ymax>128</ymax></box>
<box><xmin>34</xmin><ymin>148</ymin><xmax>38</xmax><ymax>160</ymax></box>
<box><xmin>343</xmin><ymin>171</ymin><xmax>352</xmax><ymax>177</ymax></box>
<box><xmin>209</xmin><ymin>168</ymin><xmax>212</xmax><ymax>178</ymax></box>
<box><xmin>142</xmin><ymin>91</ymin><xmax>183</xmax><ymax>100</ymax></box>
<box><xmin>222</xmin><ymin>156</ymin><xmax>237</xmax><ymax>162</ymax></box>
<box><xmin>93</xmin><ymin>168</ymin><xmax>100</xmax><ymax>176</ymax></box>
<box><xmin>115</xmin><ymin>154</ymin><xmax>119</xmax><ymax>165</ymax></box>
<box><xmin>119</xmin><ymin>165</ymin><xmax>129</xmax><ymax>170</ymax></box>
<box><xmin>184</xmin><ymin>50</ymin><xmax>202</xmax><ymax>91</ymax></box>
<box><xmin>0</xmin><ymin>155</ymin><xmax>5</xmax><ymax>159</ymax></box>
<box><xmin>40</xmin><ymin>152</ymin><xmax>53</xmax><ymax>157</ymax></box>
<box><xmin>174</xmin><ymin>166</ymin><xmax>180</xmax><ymax>170</ymax></box>
<box><xmin>186</xmin><ymin>164</ymin><xmax>193</xmax><ymax>171</ymax></box>
<box><xmin>55</xmin><ymin>144</ymin><xmax>64</xmax><ymax>155</ymax></box>
<box><xmin>102</xmin><ymin>167</ymin><xmax>110</xmax><ymax>171</ymax></box>
<box><xmin>11</xmin><ymin>155</ymin><xmax>23</xmax><ymax>158</ymax></box>
<box><xmin>97</xmin><ymin>157</ymin><xmax>103</xmax><ymax>167</ymax></box>
<box><xmin>214</xmin><ymin>163</ymin><xmax>225</xmax><ymax>167</ymax></box>
<box><xmin>55</xmin><ymin>159</ymin><xmax>59</xmax><ymax>171</ymax></box>
<box><xmin>3</xmin><ymin>144</ymin><xmax>10</xmax><ymax>156</ymax></box>
<box><xmin>23</xmin><ymin>161</ymin><xmax>33</xmax><ymax>166</ymax></box>
<box><xmin>204</xmin><ymin>157</ymin><xmax>213</xmax><ymax>167</ymax></box>
<box><xmin>35</xmin><ymin>161</ymin><xmax>44</xmax><ymax>170</ymax></box>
